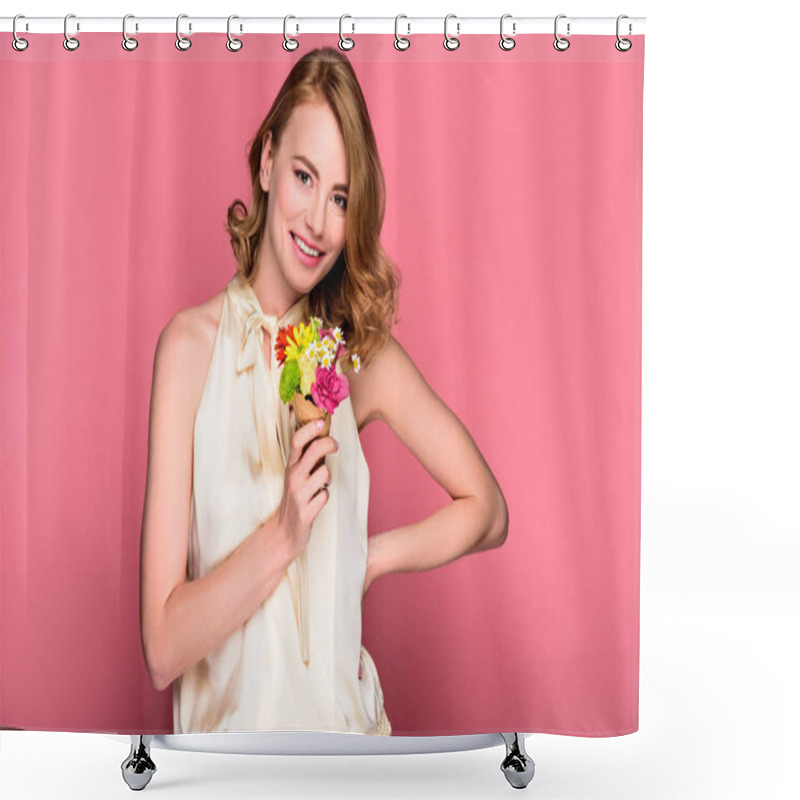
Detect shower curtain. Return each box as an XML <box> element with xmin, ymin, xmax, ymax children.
<box><xmin>0</xmin><ymin>29</ymin><xmax>644</xmax><ymax>737</ymax></box>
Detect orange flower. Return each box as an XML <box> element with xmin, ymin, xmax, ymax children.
<box><xmin>274</xmin><ymin>325</ymin><xmax>297</xmax><ymax>367</ymax></box>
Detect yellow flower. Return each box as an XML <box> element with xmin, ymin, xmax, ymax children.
<box><xmin>297</xmin><ymin>323</ymin><xmax>316</xmax><ymax>349</ymax></box>
<box><xmin>283</xmin><ymin>322</ymin><xmax>316</xmax><ymax>364</ymax></box>
<box><xmin>299</xmin><ymin>349</ymin><xmax>318</xmax><ymax>396</ymax></box>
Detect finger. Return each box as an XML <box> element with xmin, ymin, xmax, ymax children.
<box><xmin>304</xmin><ymin>463</ymin><xmax>331</xmax><ymax>501</ymax></box>
<box><xmin>308</xmin><ymin>485</ymin><xmax>329</xmax><ymax>515</ymax></box>
<box><xmin>288</xmin><ymin>420</ymin><xmax>326</xmax><ymax>469</ymax></box>
<box><xmin>298</xmin><ymin>461</ymin><xmax>330</xmax><ymax>505</ymax></box>
<box><xmin>298</xmin><ymin>436</ymin><xmax>338</xmax><ymax>478</ymax></box>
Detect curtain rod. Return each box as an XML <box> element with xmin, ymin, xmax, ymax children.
<box><xmin>1</xmin><ymin>16</ymin><xmax>646</xmax><ymax>37</ymax></box>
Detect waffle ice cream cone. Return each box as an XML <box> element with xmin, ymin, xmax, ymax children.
<box><xmin>292</xmin><ymin>392</ymin><xmax>331</xmax><ymax>436</ymax></box>
<box><xmin>292</xmin><ymin>392</ymin><xmax>330</xmax><ymax>474</ymax></box>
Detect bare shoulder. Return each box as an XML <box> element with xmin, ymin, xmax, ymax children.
<box><xmin>182</xmin><ymin>289</ymin><xmax>226</xmax><ymax>350</ymax></box>
<box><xmin>348</xmin><ymin>334</ymin><xmax>417</xmax><ymax>432</ymax></box>
<box><xmin>153</xmin><ymin>289</ymin><xmax>226</xmax><ymax>418</ymax></box>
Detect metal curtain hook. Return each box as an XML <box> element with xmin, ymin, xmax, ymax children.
<box><xmin>394</xmin><ymin>14</ymin><xmax>410</xmax><ymax>50</ymax></box>
<box><xmin>227</xmin><ymin>14</ymin><xmax>243</xmax><ymax>51</ymax></box>
<box><xmin>443</xmin><ymin>13</ymin><xmax>460</xmax><ymax>51</ymax></box>
<box><xmin>122</xmin><ymin>14</ymin><xmax>139</xmax><ymax>51</ymax></box>
<box><xmin>553</xmin><ymin>14</ymin><xmax>570</xmax><ymax>51</ymax></box>
<box><xmin>615</xmin><ymin>14</ymin><xmax>632</xmax><ymax>51</ymax></box>
<box><xmin>499</xmin><ymin>14</ymin><xmax>516</xmax><ymax>51</ymax></box>
<box><xmin>176</xmin><ymin>13</ymin><xmax>191</xmax><ymax>50</ymax></box>
<box><xmin>283</xmin><ymin>15</ymin><xmax>299</xmax><ymax>51</ymax></box>
<box><xmin>63</xmin><ymin>13</ymin><xmax>80</xmax><ymax>51</ymax></box>
<box><xmin>339</xmin><ymin>14</ymin><xmax>354</xmax><ymax>50</ymax></box>
<box><xmin>12</xmin><ymin>14</ymin><xmax>29</xmax><ymax>51</ymax></box>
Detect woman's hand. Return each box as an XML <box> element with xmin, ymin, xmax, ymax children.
<box><xmin>276</xmin><ymin>419</ymin><xmax>338</xmax><ymax>561</ymax></box>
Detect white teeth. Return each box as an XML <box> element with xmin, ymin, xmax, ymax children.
<box><xmin>292</xmin><ymin>233</ymin><xmax>321</xmax><ymax>257</ymax></box>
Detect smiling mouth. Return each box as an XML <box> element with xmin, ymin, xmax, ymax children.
<box><xmin>291</xmin><ymin>232</ymin><xmax>324</xmax><ymax>257</ymax></box>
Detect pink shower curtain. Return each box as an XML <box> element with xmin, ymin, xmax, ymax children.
<box><xmin>1</xmin><ymin>31</ymin><xmax>643</xmax><ymax>736</ymax></box>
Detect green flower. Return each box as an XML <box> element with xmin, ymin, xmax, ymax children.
<box><xmin>279</xmin><ymin>359</ymin><xmax>301</xmax><ymax>403</ymax></box>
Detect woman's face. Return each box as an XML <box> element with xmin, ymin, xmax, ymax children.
<box><xmin>259</xmin><ymin>100</ymin><xmax>349</xmax><ymax>298</ymax></box>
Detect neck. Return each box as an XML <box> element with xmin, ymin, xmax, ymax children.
<box><xmin>251</xmin><ymin>250</ymin><xmax>303</xmax><ymax>319</ymax></box>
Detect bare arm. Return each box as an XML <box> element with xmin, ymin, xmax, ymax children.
<box><xmin>139</xmin><ymin>312</ymin><xmax>294</xmax><ymax>692</ymax></box>
<box><xmin>351</xmin><ymin>336</ymin><xmax>509</xmax><ymax>596</ymax></box>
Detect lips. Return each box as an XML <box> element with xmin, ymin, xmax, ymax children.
<box><xmin>291</xmin><ymin>231</ymin><xmax>324</xmax><ymax>257</ymax></box>
<box><xmin>290</xmin><ymin>231</ymin><xmax>324</xmax><ymax>268</ymax></box>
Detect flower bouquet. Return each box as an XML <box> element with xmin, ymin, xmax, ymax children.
<box><xmin>274</xmin><ymin>316</ymin><xmax>361</xmax><ymax>441</ymax></box>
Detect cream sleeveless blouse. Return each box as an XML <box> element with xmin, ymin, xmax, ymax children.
<box><xmin>173</xmin><ymin>272</ymin><xmax>390</xmax><ymax>735</ymax></box>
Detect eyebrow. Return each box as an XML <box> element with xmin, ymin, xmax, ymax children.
<box><xmin>293</xmin><ymin>155</ymin><xmax>349</xmax><ymax>193</ymax></box>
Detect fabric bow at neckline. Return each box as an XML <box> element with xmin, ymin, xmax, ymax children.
<box><xmin>235</xmin><ymin>278</ymin><xmax>309</xmax><ymax>375</ymax></box>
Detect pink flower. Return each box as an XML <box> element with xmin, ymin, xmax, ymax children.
<box><xmin>311</xmin><ymin>365</ymin><xmax>350</xmax><ymax>414</ymax></box>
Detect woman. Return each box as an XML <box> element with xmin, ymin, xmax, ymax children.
<box><xmin>139</xmin><ymin>47</ymin><xmax>508</xmax><ymax>735</ymax></box>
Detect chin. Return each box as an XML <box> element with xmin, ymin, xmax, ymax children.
<box><xmin>297</xmin><ymin>268</ymin><xmax>320</xmax><ymax>286</ymax></box>
<box><xmin>303</xmin><ymin>264</ymin><xmax>332</xmax><ymax>286</ymax></box>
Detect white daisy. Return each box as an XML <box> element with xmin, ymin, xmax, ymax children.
<box><xmin>306</xmin><ymin>341</ymin><xmax>321</xmax><ymax>361</ymax></box>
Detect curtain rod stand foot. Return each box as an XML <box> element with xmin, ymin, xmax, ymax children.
<box><xmin>121</xmin><ymin>735</ymin><xmax>157</xmax><ymax>791</ymax></box>
<box><xmin>500</xmin><ymin>733</ymin><xmax>535</xmax><ymax>789</ymax></box>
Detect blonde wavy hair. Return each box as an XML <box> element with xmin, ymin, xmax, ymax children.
<box><xmin>226</xmin><ymin>47</ymin><xmax>400</xmax><ymax>368</ymax></box>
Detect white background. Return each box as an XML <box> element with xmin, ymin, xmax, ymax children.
<box><xmin>1</xmin><ymin>1</ymin><xmax>798</xmax><ymax>798</ymax></box>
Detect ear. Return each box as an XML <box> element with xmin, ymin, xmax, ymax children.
<box><xmin>259</xmin><ymin>130</ymin><xmax>274</xmax><ymax>193</ymax></box>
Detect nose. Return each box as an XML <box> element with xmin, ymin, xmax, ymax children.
<box><xmin>305</xmin><ymin>190</ymin><xmax>325</xmax><ymax>237</ymax></box>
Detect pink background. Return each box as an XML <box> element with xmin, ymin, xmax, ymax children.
<box><xmin>0</xmin><ymin>33</ymin><xmax>643</xmax><ymax>735</ymax></box>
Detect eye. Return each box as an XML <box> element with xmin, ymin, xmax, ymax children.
<box><xmin>334</xmin><ymin>194</ymin><xmax>348</xmax><ymax>211</ymax></box>
<box><xmin>295</xmin><ymin>169</ymin><xmax>311</xmax><ymax>186</ymax></box>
